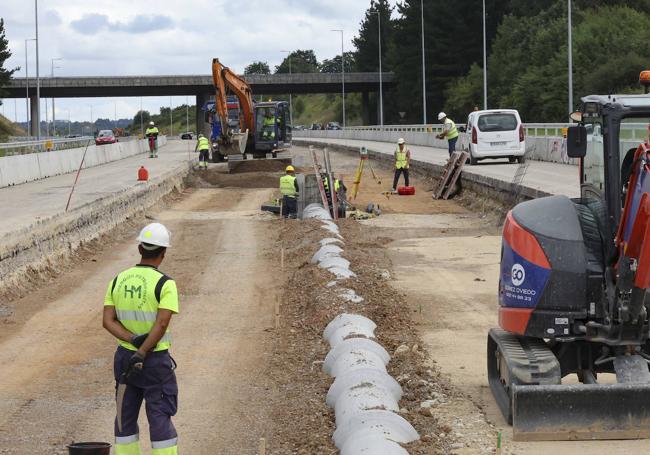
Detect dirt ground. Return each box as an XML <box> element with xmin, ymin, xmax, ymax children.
<box><xmin>2</xmin><ymin>144</ymin><xmax>647</xmax><ymax>455</ymax></box>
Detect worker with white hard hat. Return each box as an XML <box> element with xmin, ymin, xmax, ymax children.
<box><xmin>280</xmin><ymin>165</ymin><xmax>299</xmax><ymax>218</ymax></box>
<box><xmin>391</xmin><ymin>138</ymin><xmax>411</xmax><ymax>193</ymax></box>
<box><xmin>436</xmin><ymin>112</ymin><xmax>459</xmax><ymax>156</ymax></box>
<box><xmin>145</xmin><ymin>121</ymin><xmax>160</xmax><ymax>158</ymax></box>
<box><xmin>194</xmin><ymin>133</ymin><xmax>211</xmax><ymax>170</ymax></box>
<box><xmin>103</xmin><ymin>222</ymin><xmax>180</xmax><ymax>455</ymax></box>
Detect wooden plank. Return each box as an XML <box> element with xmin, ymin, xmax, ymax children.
<box><xmin>434</xmin><ymin>153</ymin><xmax>460</xmax><ymax>199</ymax></box>
<box><xmin>442</xmin><ymin>152</ymin><xmax>469</xmax><ymax>199</ymax></box>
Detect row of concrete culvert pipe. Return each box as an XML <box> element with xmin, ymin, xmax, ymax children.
<box><xmin>302</xmin><ymin>203</ymin><xmax>420</xmax><ymax>454</ymax></box>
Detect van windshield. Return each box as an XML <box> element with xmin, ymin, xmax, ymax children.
<box><xmin>477</xmin><ymin>114</ymin><xmax>517</xmax><ymax>132</ymax></box>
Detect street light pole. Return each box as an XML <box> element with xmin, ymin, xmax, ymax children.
<box><xmin>50</xmin><ymin>57</ymin><xmax>62</xmax><ymax>136</ymax></box>
<box><xmin>170</xmin><ymin>96</ymin><xmax>173</xmax><ymax>137</ymax></box>
<box><xmin>140</xmin><ymin>97</ymin><xmax>143</xmax><ymax>138</ymax></box>
<box><xmin>24</xmin><ymin>39</ymin><xmax>35</xmax><ymax>135</ymax></box>
<box><xmin>567</xmin><ymin>0</ymin><xmax>574</xmax><ymax>116</ymax></box>
<box><xmin>482</xmin><ymin>0</ymin><xmax>488</xmax><ymax>110</ymax></box>
<box><xmin>280</xmin><ymin>50</ymin><xmax>293</xmax><ymax>125</ymax></box>
<box><xmin>372</xmin><ymin>11</ymin><xmax>384</xmax><ymax>127</ymax></box>
<box><xmin>331</xmin><ymin>29</ymin><xmax>345</xmax><ymax>128</ymax></box>
<box><xmin>420</xmin><ymin>0</ymin><xmax>427</xmax><ymax>125</ymax></box>
<box><xmin>35</xmin><ymin>0</ymin><xmax>41</xmax><ymax>139</ymax></box>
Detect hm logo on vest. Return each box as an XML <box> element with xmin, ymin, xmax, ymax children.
<box><xmin>125</xmin><ymin>285</ymin><xmax>143</xmax><ymax>299</ymax></box>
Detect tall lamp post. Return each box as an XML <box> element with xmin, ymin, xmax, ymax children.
<box><xmin>371</xmin><ymin>11</ymin><xmax>384</xmax><ymax>127</ymax></box>
<box><xmin>35</xmin><ymin>0</ymin><xmax>41</xmax><ymax>139</ymax></box>
<box><xmin>170</xmin><ymin>96</ymin><xmax>173</xmax><ymax>137</ymax></box>
<box><xmin>24</xmin><ymin>38</ymin><xmax>36</xmax><ymax>135</ymax></box>
<box><xmin>567</xmin><ymin>0</ymin><xmax>574</xmax><ymax>117</ymax></box>
<box><xmin>280</xmin><ymin>50</ymin><xmax>293</xmax><ymax>125</ymax></box>
<box><xmin>420</xmin><ymin>0</ymin><xmax>427</xmax><ymax>125</ymax></box>
<box><xmin>482</xmin><ymin>0</ymin><xmax>488</xmax><ymax>110</ymax></box>
<box><xmin>50</xmin><ymin>57</ymin><xmax>62</xmax><ymax>136</ymax></box>
<box><xmin>331</xmin><ymin>29</ymin><xmax>346</xmax><ymax>128</ymax></box>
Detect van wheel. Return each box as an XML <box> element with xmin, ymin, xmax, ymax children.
<box><xmin>508</xmin><ymin>156</ymin><xmax>516</xmax><ymax>163</ymax></box>
<box><xmin>469</xmin><ymin>153</ymin><xmax>478</xmax><ymax>166</ymax></box>
<box><xmin>516</xmin><ymin>156</ymin><xmax>525</xmax><ymax>164</ymax></box>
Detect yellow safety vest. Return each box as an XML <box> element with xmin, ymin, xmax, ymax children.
<box><xmin>445</xmin><ymin>118</ymin><xmax>459</xmax><ymax>140</ymax></box>
<box><xmin>323</xmin><ymin>177</ymin><xmax>341</xmax><ymax>192</ymax></box>
<box><xmin>280</xmin><ymin>174</ymin><xmax>297</xmax><ymax>198</ymax></box>
<box><xmin>395</xmin><ymin>148</ymin><xmax>409</xmax><ymax>169</ymax></box>
<box><xmin>197</xmin><ymin>137</ymin><xmax>210</xmax><ymax>151</ymax></box>
<box><xmin>145</xmin><ymin>127</ymin><xmax>159</xmax><ymax>137</ymax></box>
<box><xmin>104</xmin><ymin>265</ymin><xmax>179</xmax><ymax>352</ymax></box>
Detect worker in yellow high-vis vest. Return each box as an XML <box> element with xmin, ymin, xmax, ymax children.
<box><xmin>103</xmin><ymin>222</ymin><xmax>179</xmax><ymax>455</ymax></box>
<box><xmin>280</xmin><ymin>165</ymin><xmax>299</xmax><ymax>218</ymax></box>
<box><xmin>391</xmin><ymin>138</ymin><xmax>411</xmax><ymax>193</ymax></box>
<box><xmin>436</xmin><ymin>112</ymin><xmax>459</xmax><ymax>156</ymax></box>
<box><xmin>194</xmin><ymin>133</ymin><xmax>211</xmax><ymax>169</ymax></box>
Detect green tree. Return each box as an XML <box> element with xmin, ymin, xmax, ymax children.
<box><xmin>0</xmin><ymin>19</ymin><xmax>18</xmax><ymax>102</ymax></box>
<box><xmin>275</xmin><ymin>50</ymin><xmax>319</xmax><ymax>74</ymax></box>
<box><xmin>320</xmin><ymin>52</ymin><xmax>356</xmax><ymax>73</ymax></box>
<box><xmin>244</xmin><ymin>61</ymin><xmax>271</xmax><ymax>75</ymax></box>
<box><xmin>133</xmin><ymin>110</ymin><xmax>150</xmax><ymax>126</ymax></box>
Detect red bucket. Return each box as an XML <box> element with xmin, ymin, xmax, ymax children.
<box><xmin>397</xmin><ymin>186</ymin><xmax>415</xmax><ymax>195</ymax></box>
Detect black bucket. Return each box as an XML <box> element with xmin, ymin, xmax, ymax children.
<box><xmin>67</xmin><ymin>442</ymin><xmax>111</xmax><ymax>455</ymax></box>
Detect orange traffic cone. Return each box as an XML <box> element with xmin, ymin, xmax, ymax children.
<box><xmin>138</xmin><ymin>166</ymin><xmax>149</xmax><ymax>181</ymax></box>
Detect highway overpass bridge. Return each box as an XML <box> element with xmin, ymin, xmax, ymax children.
<box><xmin>4</xmin><ymin>72</ymin><xmax>394</xmax><ymax>135</ymax></box>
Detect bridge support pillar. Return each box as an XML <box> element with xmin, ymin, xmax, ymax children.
<box><xmin>30</xmin><ymin>96</ymin><xmax>39</xmax><ymax>137</ymax></box>
<box><xmin>195</xmin><ymin>93</ymin><xmax>211</xmax><ymax>137</ymax></box>
<box><xmin>362</xmin><ymin>92</ymin><xmax>370</xmax><ymax>126</ymax></box>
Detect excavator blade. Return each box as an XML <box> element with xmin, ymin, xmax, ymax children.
<box><xmin>513</xmin><ymin>383</ymin><xmax>650</xmax><ymax>441</ymax></box>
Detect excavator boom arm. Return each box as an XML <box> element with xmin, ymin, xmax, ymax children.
<box><xmin>211</xmin><ymin>58</ymin><xmax>255</xmax><ymax>135</ymax></box>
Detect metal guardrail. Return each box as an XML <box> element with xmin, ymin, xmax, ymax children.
<box><xmin>0</xmin><ymin>137</ymin><xmax>94</xmax><ymax>156</ymax></box>
<box><xmin>327</xmin><ymin>122</ymin><xmax>649</xmax><ymax>140</ymax></box>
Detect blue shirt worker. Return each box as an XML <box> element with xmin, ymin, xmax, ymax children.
<box><xmin>103</xmin><ymin>222</ymin><xmax>179</xmax><ymax>455</ymax></box>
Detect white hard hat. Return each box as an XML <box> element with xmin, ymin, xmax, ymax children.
<box><xmin>438</xmin><ymin>112</ymin><xmax>446</xmax><ymax>121</ymax></box>
<box><xmin>149</xmin><ymin>121</ymin><xmax>155</xmax><ymax>126</ymax></box>
<box><xmin>137</xmin><ymin>223</ymin><xmax>171</xmax><ymax>248</ymax></box>
<box><xmin>397</xmin><ymin>138</ymin><xmax>405</xmax><ymax>145</ymax></box>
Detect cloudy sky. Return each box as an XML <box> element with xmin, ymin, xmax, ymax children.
<box><xmin>1</xmin><ymin>0</ymin><xmax>397</xmax><ymax>125</ymax></box>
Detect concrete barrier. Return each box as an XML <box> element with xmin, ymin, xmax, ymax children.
<box><xmin>0</xmin><ymin>136</ymin><xmax>168</xmax><ymax>188</ymax></box>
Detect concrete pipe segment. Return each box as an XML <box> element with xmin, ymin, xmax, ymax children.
<box><xmin>301</xmin><ymin>214</ymin><xmax>419</xmax><ymax>453</ymax></box>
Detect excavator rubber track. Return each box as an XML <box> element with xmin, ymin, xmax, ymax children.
<box><xmin>488</xmin><ymin>328</ymin><xmax>650</xmax><ymax>441</ymax></box>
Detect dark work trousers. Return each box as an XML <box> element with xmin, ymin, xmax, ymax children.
<box><xmin>282</xmin><ymin>195</ymin><xmax>297</xmax><ymax>218</ymax></box>
<box><xmin>114</xmin><ymin>346</ymin><xmax>178</xmax><ymax>447</ymax></box>
<box><xmin>198</xmin><ymin>149</ymin><xmax>209</xmax><ymax>163</ymax></box>
<box><xmin>392</xmin><ymin>167</ymin><xmax>410</xmax><ymax>189</ymax></box>
<box><xmin>448</xmin><ymin>137</ymin><xmax>458</xmax><ymax>156</ymax></box>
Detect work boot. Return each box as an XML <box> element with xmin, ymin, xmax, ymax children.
<box><xmin>391</xmin><ymin>188</ymin><xmax>398</xmax><ymax>194</ymax></box>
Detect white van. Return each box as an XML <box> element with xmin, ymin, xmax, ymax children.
<box><xmin>465</xmin><ymin>109</ymin><xmax>525</xmax><ymax>165</ymax></box>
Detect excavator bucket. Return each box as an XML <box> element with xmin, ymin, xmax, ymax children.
<box><xmin>513</xmin><ymin>383</ymin><xmax>650</xmax><ymax>441</ymax></box>
<box><xmin>221</xmin><ymin>131</ymin><xmax>248</xmax><ymax>157</ymax></box>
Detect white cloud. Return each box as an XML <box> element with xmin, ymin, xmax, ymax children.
<box><xmin>2</xmin><ymin>0</ymin><xmax>399</xmax><ymax>122</ymax></box>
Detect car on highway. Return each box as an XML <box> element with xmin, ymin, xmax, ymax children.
<box><xmin>326</xmin><ymin>122</ymin><xmax>342</xmax><ymax>130</ymax></box>
<box><xmin>464</xmin><ymin>109</ymin><xmax>525</xmax><ymax>165</ymax></box>
<box><xmin>95</xmin><ymin>130</ymin><xmax>117</xmax><ymax>146</ymax></box>
<box><xmin>310</xmin><ymin>123</ymin><xmax>322</xmax><ymax>130</ymax></box>
<box><xmin>181</xmin><ymin>132</ymin><xmax>194</xmax><ymax>140</ymax></box>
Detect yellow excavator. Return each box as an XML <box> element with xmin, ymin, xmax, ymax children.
<box><xmin>211</xmin><ymin>58</ymin><xmax>293</xmax><ymax>171</ymax></box>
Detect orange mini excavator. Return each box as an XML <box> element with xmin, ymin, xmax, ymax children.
<box><xmin>488</xmin><ymin>72</ymin><xmax>650</xmax><ymax>441</ymax></box>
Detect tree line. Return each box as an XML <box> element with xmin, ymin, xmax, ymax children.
<box><xmin>245</xmin><ymin>0</ymin><xmax>650</xmax><ymax>124</ymax></box>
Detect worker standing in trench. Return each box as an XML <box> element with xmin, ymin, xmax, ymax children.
<box><xmin>102</xmin><ymin>223</ymin><xmax>180</xmax><ymax>455</ymax></box>
<box><xmin>391</xmin><ymin>138</ymin><xmax>411</xmax><ymax>193</ymax></box>
<box><xmin>280</xmin><ymin>165</ymin><xmax>299</xmax><ymax>218</ymax></box>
